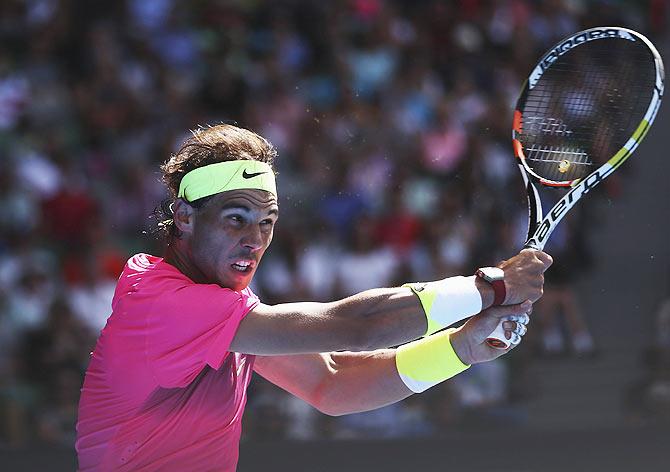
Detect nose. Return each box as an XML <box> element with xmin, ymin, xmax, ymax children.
<box><xmin>241</xmin><ymin>225</ymin><xmax>264</xmax><ymax>253</ymax></box>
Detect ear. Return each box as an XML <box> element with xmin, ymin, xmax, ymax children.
<box><xmin>172</xmin><ymin>199</ymin><xmax>196</xmax><ymax>236</ymax></box>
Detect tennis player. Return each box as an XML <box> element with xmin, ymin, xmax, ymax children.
<box><xmin>75</xmin><ymin>124</ymin><xmax>552</xmax><ymax>471</ymax></box>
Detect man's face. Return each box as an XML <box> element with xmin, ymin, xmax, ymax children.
<box><xmin>187</xmin><ymin>189</ymin><xmax>278</xmax><ymax>291</ymax></box>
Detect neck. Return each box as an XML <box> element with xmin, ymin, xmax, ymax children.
<box><xmin>164</xmin><ymin>239</ymin><xmax>210</xmax><ymax>284</ymax></box>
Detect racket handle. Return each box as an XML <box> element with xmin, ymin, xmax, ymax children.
<box><xmin>485</xmin><ymin>322</ymin><xmax>511</xmax><ymax>350</ymax></box>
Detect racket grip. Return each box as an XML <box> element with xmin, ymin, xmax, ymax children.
<box><xmin>485</xmin><ymin>321</ymin><xmax>511</xmax><ymax>350</ymax></box>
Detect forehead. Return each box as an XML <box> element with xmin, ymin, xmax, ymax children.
<box><xmin>209</xmin><ymin>189</ymin><xmax>278</xmax><ymax>212</ymax></box>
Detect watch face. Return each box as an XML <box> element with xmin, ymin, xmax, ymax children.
<box><xmin>479</xmin><ymin>267</ymin><xmax>504</xmax><ymax>282</ymax></box>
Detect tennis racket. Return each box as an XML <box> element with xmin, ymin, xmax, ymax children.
<box><xmin>485</xmin><ymin>26</ymin><xmax>665</xmax><ymax>349</ymax></box>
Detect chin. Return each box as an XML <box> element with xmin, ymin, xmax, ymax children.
<box><xmin>218</xmin><ymin>282</ymin><xmax>246</xmax><ymax>292</ymax></box>
<box><xmin>231</xmin><ymin>282</ymin><xmax>250</xmax><ymax>291</ymax></box>
<box><xmin>219</xmin><ymin>272</ymin><xmax>254</xmax><ymax>292</ymax></box>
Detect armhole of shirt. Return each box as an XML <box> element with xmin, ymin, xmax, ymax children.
<box><xmin>204</xmin><ymin>298</ymin><xmax>260</xmax><ymax>370</ymax></box>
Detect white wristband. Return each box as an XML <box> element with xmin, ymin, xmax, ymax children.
<box><xmin>431</xmin><ymin>275</ymin><xmax>482</xmax><ymax>326</ymax></box>
<box><xmin>405</xmin><ymin>276</ymin><xmax>482</xmax><ymax>336</ymax></box>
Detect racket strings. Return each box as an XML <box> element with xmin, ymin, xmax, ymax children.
<box><xmin>517</xmin><ymin>37</ymin><xmax>656</xmax><ymax>183</ymax></box>
<box><xmin>527</xmin><ymin>149</ymin><xmax>590</xmax><ymax>181</ymax></box>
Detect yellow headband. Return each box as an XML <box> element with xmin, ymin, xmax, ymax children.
<box><xmin>177</xmin><ymin>160</ymin><xmax>277</xmax><ymax>202</ymax></box>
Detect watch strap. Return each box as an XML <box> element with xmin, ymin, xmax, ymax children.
<box><xmin>491</xmin><ymin>279</ymin><xmax>506</xmax><ymax>306</ymax></box>
<box><xmin>475</xmin><ymin>268</ymin><xmax>506</xmax><ymax>306</ymax></box>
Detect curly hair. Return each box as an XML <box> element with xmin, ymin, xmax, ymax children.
<box><xmin>155</xmin><ymin>124</ymin><xmax>277</xmax><ymax>240</ymax></box>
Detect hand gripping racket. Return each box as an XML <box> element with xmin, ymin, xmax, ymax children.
<box><xmin>486</xmin><ymin>27</ymin><xmax>665</xmax><ymax>349</ymax></box>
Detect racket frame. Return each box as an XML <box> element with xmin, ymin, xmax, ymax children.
<box><xmin>485</xmin><ymin>26</ymin><xmax>664</xmax><ymax>348</ymax></box>
<box><xmin>514</xmin><ymin>26</ymin><xmax>665</xmax><ymax>250</ymax></box>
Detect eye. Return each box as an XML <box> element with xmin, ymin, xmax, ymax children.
<box><xmin>260</xmin><ymin>218</ymin><xmax>276</xmax><ymax>230</ymax></box>
<box><xmin>227</xmin><ymin>214</ymin><xmax>244</xmax><ymax>225</ymax></box>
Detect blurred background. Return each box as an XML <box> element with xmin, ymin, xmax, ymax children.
<box><xmin>0</xmin><ymin>0</ymin><xmax>668</xmax><ymax>470</ymax></box>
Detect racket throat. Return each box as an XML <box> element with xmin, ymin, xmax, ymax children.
<box><xmin>526</xmin><ymin>168</ymin><xmax>606</xmax><ymax>249</ymax></box>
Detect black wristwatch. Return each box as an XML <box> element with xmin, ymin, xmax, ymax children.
<box><xmin>475</xmin><ymin>267</ymin><xmax>506</xmax><ymax>306</ymax></box>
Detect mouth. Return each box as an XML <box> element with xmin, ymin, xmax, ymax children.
<box><xmin>230</xmin><ymin>259</ymin><xmax>256</xmax><ymax>274</ymax></box>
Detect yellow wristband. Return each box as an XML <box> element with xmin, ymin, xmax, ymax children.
<box><xmin>404</xmin><ymin>276</ymin><xmax>482</xmax><ymax>336</ymax></box>
<box><xmin>395</xmin><ymin>329</ymin><xmax>470</xmax><ymax>393</ymax></box>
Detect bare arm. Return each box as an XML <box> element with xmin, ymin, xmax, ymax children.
<box><xmin>253</xmin><ymin>303</ymin><xmax>531</xmax><ymax>416</ymax></box>
<box><xmin>231</xmin><ymin>249</ymin><xmax>550</xmax><ymax>356</ymax></box>
<box><xmin>231</xmin><ymin>287</ymin><xmax>430</xmax><ymax>356</ymax></box>
<box><xmin>231</xmin><ymin>277</ymin><xmax>495</xmax><ymax>356</ymax></box>
<box><xmin>253</xmin><ymin>350</ymin><xmax>411</xmax><ymax>417</ymax></box>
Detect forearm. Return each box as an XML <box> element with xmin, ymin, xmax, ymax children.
<box><xmin>317</xmin><ymin>327</ymin><xmax>473</xmax><ymax>416</ymax></box>
<box><xmin>319</xmin><ymin>324</ymin><xmax>489</xmax><ymax>415</ymax></box>
<box><xmin>315</xmin><ymin>350</ymin><xmax>414</xmax><ymax>416</ymax></box>
<box><xmin>253</xmin><ymin>350</ymin><xmax>412</xmax><ymax>416</ymax></box>
<box><xmin>327</xmin><ymin>287</ymin><xmax>426</xmax><ymax>349</ymax></box>
<box><xmin>235</xmin><ymin>287</ymin><xmax>426</xmax><ymax>355</ymax></box>
<box><xmin>331</xmin><ymin>277</ymin><xmax>494</xmax><ymax>347</ymax></box>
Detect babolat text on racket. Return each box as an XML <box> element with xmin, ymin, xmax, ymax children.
<box><xmin>486</xmin><ymin>27</ymin><xmax>665</xmax><ymax>349</ymax></box>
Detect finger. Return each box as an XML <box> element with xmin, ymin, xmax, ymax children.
<box><xmin>504</xmin><ymin>312</ymin><xmax>531</xmax><ymax>325</ymax></box>
<box><xmin>502</xmin><ymin>321</ymin><xmax>516</xmax><ymax>330</ymax></box>
<box><xmin>514</xmin><ymin>323</ymin><xmax>527</xmax><ymax>337</ymax></box>
<box><xmin>510</xmin><ymin>332</ymin><xmax>522</xmax><ymax>345</ymax></box>
<box><xmin>504</xmin><ymin>321</ymin><xmax>527</xmax><ymax>338</ymax></box>
<box><xmin>528</xmin><ymin>275</ymin><xmax>544</xmax><ymax>289</ymax></box>
<box><xmin>487</xmin><ymin>300</ymin><xmax>532</xmax><ymax>319</ymax></box>
<box><xmin>536</xmin><ymin>251</ymin><xmax>553</xmax><ymax>269</ymax></box>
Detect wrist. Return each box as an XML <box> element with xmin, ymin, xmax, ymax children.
<box><xmin>474</xmin><ymin>267</ymin><xmax>506</xmax><ymax>306</ymax></box>
<box><xmin>447</xmin><ymin>326</ymin><xmax>474</xmax><ymax>366</ymax></box>
<box><xmin>473</xmin><ymin>275</ymin><xmax>495</xmax><ymax>310</ymax></box>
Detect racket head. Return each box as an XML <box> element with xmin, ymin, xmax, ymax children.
<box><xmin>512</xmin><ymin>27</ymin><xmax>664</xmax><ymax>188</ymax></box>
<box><xmin>488</xmin><ymin>27</ymin><xmax>665</xmax><ymax>350</ymax></box>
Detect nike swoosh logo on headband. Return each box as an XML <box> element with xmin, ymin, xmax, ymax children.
<box><xmin>242</xmin><ymin>170</ymin><xmax>268</xmax><ymax>179</ymax></box>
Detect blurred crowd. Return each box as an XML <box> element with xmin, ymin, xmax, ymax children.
<box><xmin>0</xmin><ymin>0</ymin><xmax>667</xmax><ymax>447</ymax></box>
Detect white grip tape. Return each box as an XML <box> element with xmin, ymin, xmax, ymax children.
<box><xmin>430</xmin><ymin>276</ymin><xmax>483</xmax><ymax>328</ymax></box>
<box><xmin>486</xmin><ymin>315</ymin><xmax>527</xmax><ymax>349</ymax></box>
